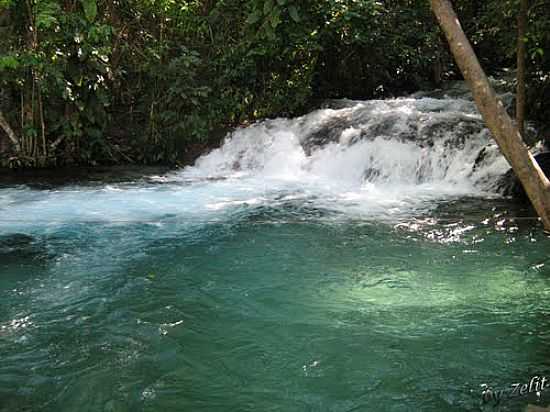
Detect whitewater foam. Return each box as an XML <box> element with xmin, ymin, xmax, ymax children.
<box><xmin>0</xmin><ymin>96</ymin><xmax>512</xmax><ymax>231</ymax></box>
<box><xmin>181</xmin><ymin>97</ymin><xmax>509</xmax><ymax>198</ymax></box>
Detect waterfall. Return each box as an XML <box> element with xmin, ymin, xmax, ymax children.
<box><xmin>0</xmin><ymin>93</ymin><xmax>518</xmax><ymax>231</ymax></box>
<box><xmin>181</xmin><ymin>96</ymin><xmax>511</xmax><ymax>206</ymax></box>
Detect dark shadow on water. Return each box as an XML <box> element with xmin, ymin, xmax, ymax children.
<box><xmin>0</xmin><ymin>165</ymin><xmax>174</xmax><ymax>189</ymax></box>
<box><xmin>0</xmin><ymin>233</ymin><xmax>54</xmax><ymax>266</ymax></box>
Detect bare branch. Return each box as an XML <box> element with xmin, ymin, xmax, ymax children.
<box><xmin>0</xmin><ymin>110</ymin><xmax>21</xmax><ymax>152</ymax></box>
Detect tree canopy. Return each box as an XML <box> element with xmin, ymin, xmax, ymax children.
<box><xmin>0</xmin><ymin>0</ymin><xmax>549</xmax><ymax>167</ymax></box>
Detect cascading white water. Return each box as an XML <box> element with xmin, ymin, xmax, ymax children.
<box><xmin>175</xmin><ymin>96</ymin><xmax>510</xmax><ymax>218</ymax></box>
<box><xmin>185</xmin><ymin>97</ymin><xmax>509</xmax><ymax>188</ymax></box>
<box><xmin>0</xmin><ymin>94</ymin><xmax>514</xmax><ymax>232</ymax></box>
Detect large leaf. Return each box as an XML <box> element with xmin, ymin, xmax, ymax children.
<box><xmin>288</xmin><ymin>5</ymin><xmax>300</xmax><ymax>23</ymax></box>
<box><xmin>80</xmin><ymin>0</ymin><xmax>97</xmax><ymax>22</ymax></box>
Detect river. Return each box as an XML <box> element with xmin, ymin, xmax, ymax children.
<box><xmin>1</xmin><ymin>94</ymin><xmax>549</xmax><ymax>411</ymax></box>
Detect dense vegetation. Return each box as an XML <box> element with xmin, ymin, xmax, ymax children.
<box><xmin>0</xmin><ymin>0</ymin><xmax>549</xmax><ymax>168</ymax></box>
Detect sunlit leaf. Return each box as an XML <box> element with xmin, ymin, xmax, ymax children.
<box><xmin>0</xmin><ymin>55</ymin><xmax>19</xmax><ymax>70</ymax></box>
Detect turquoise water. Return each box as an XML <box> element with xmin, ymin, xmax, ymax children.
<box><xmin>1</xmin><ymin>178</ymin><xmax>550</xmax><ymax>412</ymax></box>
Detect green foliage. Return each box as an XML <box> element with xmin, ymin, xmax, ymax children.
<box><xmin>469</xmin><ymin>0</ymin><xmax>550</xmax><ymax>124</ymax></box>
<box><xmin>1</xmin><ymin>0</ymin><xmax>550</xmax><ymax>167</ymax></box>
<box><xmin>0</xmin><ymin>55</ymin><xmax>19</xmax><ymax>70</ymax></box>
<box><xmin>35</xmin><ymin>0</ymin><xmax>60</xmax><ymax>29</ymax></box>
<box><xmin>80</xmin><ymin>0</ymin><xmax>97</xmax><ymax>22</ymax></box>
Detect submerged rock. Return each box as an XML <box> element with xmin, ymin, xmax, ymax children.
<box><xmin>0</xmin><ymin>233</ymin><xmax>34</xmax><ymax>250</ymax></box>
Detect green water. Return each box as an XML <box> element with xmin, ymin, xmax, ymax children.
<box><xmin>1</xmin><ymin>181</ymin><xmax>550</xmax><ymax>412</ymax></box>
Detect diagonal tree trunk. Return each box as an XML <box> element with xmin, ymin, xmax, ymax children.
<box><xmin>430</xmin><ymin>0</ymin><xmax>550</xmax><ymax>230</ymax></box>
<box><xmin>0</xmin><ymin>110</ymin><xmax>21</xmax><ymax>153</ymax></box>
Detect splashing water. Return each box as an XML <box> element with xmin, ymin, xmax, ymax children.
<box><xmin>0</xmin><ymin>96</ymin><xmax>513</xmax><ymax>231</ymax></box>
<box><xmin>175</xmin><ymin>96</ymin><xmax>510</xmax><ymax>220</ymax></box>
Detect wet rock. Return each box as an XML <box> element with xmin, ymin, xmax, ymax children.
<box><xmin>301</xmin><ymin>113</ymin><xmax>354</xmax><ymax>154</ymax></box>
<box><xmin>499</xmin><ymin>152</ymin><xmax>550</xmax><ymax>198</ymax></box>
<box><xmin>301</xmin><ymin>97</ymin><xmax>485</xmax><ymax>156</ymax></box>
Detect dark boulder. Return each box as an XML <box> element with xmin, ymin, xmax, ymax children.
<box><xmin>500</xmin><ymin>152</ymin><xmax>550</xmax><ymax>198</ymax></box>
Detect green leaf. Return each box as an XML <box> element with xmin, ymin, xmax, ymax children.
<box><xmin>531</xmin><ymin>48</ymin><xmax>544</xmax><ymax>59</ymax></box>
<box><xmin>270</xmin><ymin>12</ymin><xmax>281</xmax><ymax>29</ymax></box>
<box><xmin>0</xmin><ymin>55</ymin><xmax>19</xmax><ymax>70</ymax></box>
<box><xmin>288</xmin><ymin>5</ymin><xmax>300</xmax><ymax>23</ymax></box>
<box><xmin>264</xmin><ymin>0</ymin><xmax>274</xmax><ymax>16</ymax></box>
<box><xmin>0</xmin><ymin>0</ymin><xmax>13</xmax><ymax>9</ymax></box>
<box><xmin>246</xmin><ymin>11</ymin><xmax>261</xmax><ymax>25</ymax></box>
<box><xmin>36</xmin><ymin>1</ymin><xmax>60</xmax><ymax>29</ymax></box>
<box><xmin>80</xmin><ymin>0</ymin><xmax>97</xmax><ymax>22</ymax></box>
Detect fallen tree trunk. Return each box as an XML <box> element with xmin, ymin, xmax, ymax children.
<box><xmin>430</xmin><ymin>0</ymin><xmax>550</xmax><ymax>230</ymax></box>
<box><xmin>0</xmin><ymin>109</ymin><xmax>20</xmax><ymax>153</ymax></box>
